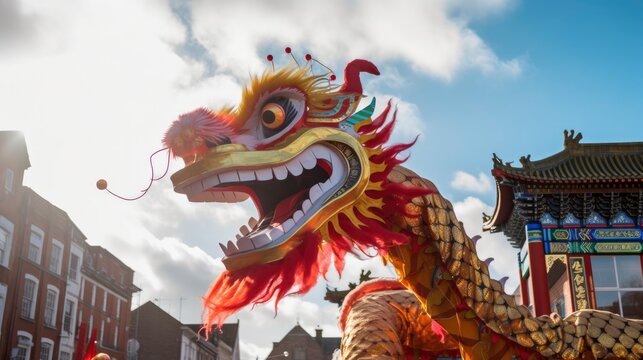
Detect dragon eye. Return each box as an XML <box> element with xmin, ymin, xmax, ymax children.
<box><xmin>261</xmin><ymin>103</ymin><xmax>286</xmax><ymax>129</ymax></box>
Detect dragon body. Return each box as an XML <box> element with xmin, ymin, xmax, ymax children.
<box><xmin>164</xmin><ymin>58</ymin><xmax>643</xmax><ymax>359</ymax></box>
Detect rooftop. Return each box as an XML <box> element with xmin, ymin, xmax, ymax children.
<box><xmin>491</xmin><ymin>130</ymin><xmax>643</xmax><ymax>185</ymax></box>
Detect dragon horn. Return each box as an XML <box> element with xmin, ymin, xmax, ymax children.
<box><xmin>340</xmin><ymin>59</ymin><xmax>380</xmax><ymax>94</ymax></box>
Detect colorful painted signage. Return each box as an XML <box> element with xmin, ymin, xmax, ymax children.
<box><xmin>569</xmin><ymin>257</ymin><xmax>589</xmax><ymax>311</ymax></box>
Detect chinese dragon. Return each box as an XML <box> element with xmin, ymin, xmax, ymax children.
<box><xmin>159</xmin><ymin>58</ymin><xmax>642</xmax><ymax>359</ymax></box>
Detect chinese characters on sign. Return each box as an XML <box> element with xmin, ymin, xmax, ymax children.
<box><xmin>569</xmin><ymin>257</ymin><xmax>589</xmax><ymax>310</ymax></box>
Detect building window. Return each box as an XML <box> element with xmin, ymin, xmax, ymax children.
<box><xmin>16</xmin><ymin>331</ymin><xmax>33</xmax><ymax>360</ymax></box>
<box><xmin>116</xmin><ymin>299</ymin><xmax>121</xmax><ymax>319</ymax></box>
<box><xmin>103</xmin><ymin>291</ymin><xmax>107</xmax><ymax>312</ymax></box>
<box><xmin>59</xmin><ymin>351</ymin><xmax>71</xmax><ymax>360</ymax></box>
<box><xmin>4</xmin><ymin>168</ymin><xmax>14</xmax><ymax>193</ymax></box>
<box><xmin>0</xmin><ymin>216</ymin><xmax>14</xmax><ymax>268</ymax></box>
<box><xmin>88</xmin><ymin>315</ymin><xmax>94</xmax><ymax>342</ymax></box>
<box><xmin>0</xmin><ymin>283</ymin><xmax>7</xmax><ymax>339</ymax></box>
<box><xmin>21</xmin><ymin>274</ymin><xmax>39</xmax><ymax>320</ymax></box>
<box><xmin>114</xmin><ymin>326</ymin><xmax>119</xmax><ymax>348</ymax></box>
<box><xmin>591</xmin><ymin>255</ymin><xmax>643</xmax><ymax>319</ymax></box>
<box><xmin>49</xmin><ymin>240</ymin><xmax>64</xmax><ymax>275</ymax></box>
<box><xmin>63</xmin><ymin>299</ymin><xmax>75</xmax><ymax>333</ymax></box>
<box><xmin>40</xmin><ymin>338</ymin><xmax>54</xmax><ymax>360</ymax></box>
<box><xmin>68</xmin><ymin>253</ymin><xmax>80</xmax><ymax>282</ymax></box>
<box><xmin>28</xmin><ymin>226</ymin><xmax>44</xmax><ymax>264</ymax></box>
<box><xmin>44</xmin><ymin>285</ymin><xmax>59</xmax><ymax>327</ymax></box>
<box><xmin>294</xmin><ymin>347</ymin><xmax>306</xmax><ymax>360</ymax></box>
<box><xmin>100</xmin><ymin>320</ymin><xmax>105</xmax><ymax>345</ymax></box>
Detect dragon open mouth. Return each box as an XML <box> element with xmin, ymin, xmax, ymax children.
<box><xmin>180</xmin><ymin>142</ymin><xmax>362</xmax><ymax>259</ymax></box>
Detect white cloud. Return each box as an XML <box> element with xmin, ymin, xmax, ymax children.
<box><xmin>452</xmin><ymin>196</ymin><xmax>519</xmax><ymax>292</ymax></box>
<box><xmin>191</xmin><ymin>0</ymin><xmax>522</xmax><ymax>81</ymax></box>
<box><xmin>451</xmin><ymin>170</ymin><xmax>493</xmax><ymax>193</ymax></box>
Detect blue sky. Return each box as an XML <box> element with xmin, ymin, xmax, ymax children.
<box><xmin>1</xmin><ymin>0</ymin><xmax>642</xmax><ymax>358</ymax></box>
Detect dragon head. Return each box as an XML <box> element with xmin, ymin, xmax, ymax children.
<box><xmin>166</xmin><ymin>59</ymin><xmax>423</xmax><ymax>330</ymax></box>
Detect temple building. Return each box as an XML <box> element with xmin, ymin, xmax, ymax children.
<box><xmin>483</xmin><ymin>130</ymin><xmax>642</xmax><ymax>319</ymax></box>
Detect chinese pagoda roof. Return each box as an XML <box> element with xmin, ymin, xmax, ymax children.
<box><xmin>491</xmin><ymin>130</ymin><xmax>643</xmax><ymax>184</ymax></box>
<box><xmin>483</xmin><ymin>130</ymin><xmax>643</xmax><ymax>248</ymax></box>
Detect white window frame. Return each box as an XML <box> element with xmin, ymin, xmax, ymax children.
<box><xmin>44</xmin><ymin>285</ymin><xmax>59</xmax><ymax>328</ymax></box>
<box><xmin>100</xmin><ymin>320</ymin><xmax>105</xmax><ymax>345</ymax></box>
<box><xmin>91</xmin><ymin>284</ymin><xmax>96</xmax><ymax>306</ymax></box>
<box><xmin>22</xmin><ymin>274</ymin><xmax>39</xmax><ymax>320</ymax></box>
<box><xmin>116</xmin><ymin>299</ymin><xmax>121</xmax><ymax>319</ymax></box>
<box><xmin>88</xmin><ymin>315</ymin><xmax>93</xmax><ymax>340</ymax></box>
<box><xmin>114</xmin><ymin>325</ymin><xmax>119</xmax><ymax>348</ymax></box>
<box><xmin>16</xmin><ymin>330</ymin><xmax>33</xmax><ymax>360</ymax></box>
<box><xmin>0</xmin><ymin>283</ymin><xmax>7</xmax><ymax>339</ymax></box>
<box><xmin>49</xmin><ymin>239</ymin><xmax>64</xmax><ymax>275</ymax></box>
<box><xmin>59</xmin><ymin>350</ymin><xmax>72</xmax><ymax>360</ymax></box>
<box><xmin>103</xmin><ymin>291</ymin><xmax>107</xmax><ymax>312</ymax></box>
<box><xmin>0</xmin><ymin>216</ymin><xmax>14</xmax><ymax>268</ymax></box>
<box><xmin>28</xmin><ymin>225</ymin><xmax>44</xmax><ymax>264</ymax></box>
<box><xmin>68</xmin><ymin>252</ymin><xmax>80</xmax><ymax>283</ymax></box>
<box><xmin>62</xmin><ymin>298</ymin><xmax>76</xmax><ymax>335</ymax></box>
<box><xmin>4</xmin><ymin>168</ymin><xmax>14</xmax><ymax>193</ymax></box>
<box><xmin>40</xmin><ymin>337</ymin><xmax>54</xmax><ymax>360</ymax></box>
<box><xmin>592</xmin><ymin>255</ymin><xmax>643</xmax><ymax>317</ymax></box>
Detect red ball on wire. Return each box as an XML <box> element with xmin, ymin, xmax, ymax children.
<box><xmin>285</xmin><ymin>47</ymin><xmax>292</xmax><ymax>54</ymax></box>
<box><xmin>266</xmin><ymin>54</ymin><xmax>274</xmax><ymax>61</ymax></box>
<box><xmin>305</xmin><ymin>54</ymin><xmax>312</xmax><ymax>61</ymax></box>
<box><xmin>96</xmin><ymin>179</ymin><xmax>108</xmax><ymax>190</ymax></box>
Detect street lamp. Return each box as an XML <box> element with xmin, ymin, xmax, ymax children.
<box><xmin>266</xmin><ymin>351</ymin><xmax>289</xmax><ymax>359</ymax></box>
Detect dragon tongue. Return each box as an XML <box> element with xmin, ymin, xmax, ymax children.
<box><xmin>272</xmin><ymin>188</ymin><xmax>309</xmax><ymax>226</ymax></box>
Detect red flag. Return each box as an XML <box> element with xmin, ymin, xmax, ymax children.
<box><xmin>84</xmin><ymin>328</ymin><xmax>98</xmax><ymax>360</ymax></box>
<box><xmin>74</xmin><ymin>323</ymin><xmax>87</xmax><ymax>360</ymax></box>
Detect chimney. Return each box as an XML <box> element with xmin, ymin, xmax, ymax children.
<box><xmin>315</xmin><ymin>327</ymin><xmax>322</xmax><ymax>346</ymax></box>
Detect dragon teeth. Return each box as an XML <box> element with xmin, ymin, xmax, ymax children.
<box><xmin>282</xmin><ymin>219</ymin><xmax>295</xmax><ymax>232</ymax></box>
<box><xmin>273</xmin><ymin>165</ymin><xmax>288</xmax><ymax>180</ymax></box>
<box><xmin>238</xmin><ymin>169</ymin><xmax>256</xmax><ymax>181</ymax></box>
<box><xmin>285</xmin><ymin>160</ymin><xmax>304</xmax><ymax>176</ymax></box>
<box><xmin>309</xmin><ymin>184</ymin><xmax>323</xmax><ymax>203</ymax></box>
<box><xmin>255</xmin><ymin>168</ymin><xmax>273</xmax><ymax>181</ymax></box>
<box><xmin>239</xmin><ymin>225</ymin><xmax>250</xmax><ymax>235</ymax></box>
<box><xmin>226</xmin><ymin>241</ymin><xmax>238</xmax><ymax>254</ymax></box>
<box><xmin>219</xmin><ymin>171</ymin><xmax>240</xmax><ymax>183</ymax></box>
<box><xmin>250</xmin><ymin>232</ymin><xmax>271</xmax><ymax>248</ymax></box>
<box><xmin>248</xmin><ymin>217</ymin><xmax>258</xmax><ymax>229</ymax></box>
<box><xmin>237</xmin><ymin>237</ymin><xmax>254</xmax><ymax>252</ymax></box>
<box><xmin>299</xmin><ymin>152</ymin><xmax>317</xmax><ymax>170</ymax></box>
<box><xmin>219</xmin><ymin>243</ymin><xmax>229</xmax><ymax>256</ymax></box>
<box><xmin>302</xmin><ymin>199</ymin><xmax>312</xmax><ymax>213</ymax></box>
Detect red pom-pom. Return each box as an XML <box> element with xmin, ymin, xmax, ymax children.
<box><xmin>330</xmin><ymin>74</ymin><xmax>336</xmax><ymax>81</ymax></box>
<box><xmin>266</xmin><ymin>54</ymin><xmax>273</xmax><ymax>61</ymax></box>
<box><xmin>285</xmin><ymin>47</ymin><xmax>291</xmax><ymax>54</ymax></box>
<box><xmin>305</xmin><ymin>54</ymin><xmax>312</xmax><ymax>61</ymax></box>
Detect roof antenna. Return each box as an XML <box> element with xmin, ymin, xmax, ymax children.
<box><xmin>96</xmin><ymin>147</ymin><xmax>171</xmax><ymax>201</ymax></box>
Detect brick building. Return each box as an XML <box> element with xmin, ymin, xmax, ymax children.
<box><xmin>266</xmin><ymin>324</ymin><xmax>340</xmax><ymax>360</ymax></box>
<box><xmin>77</xmin><ymin>245</ymin><xmax>140</xmax><ymax>359</ymax></box>
<box><xmin>0</xmin><ymin>131</ymin><xmax>140</xmax><ymax>360</ymax></box>
<box><xmin>129</xmin><ymin>301</ymin><xmax>240</xmax><ymax>360</ymax></box>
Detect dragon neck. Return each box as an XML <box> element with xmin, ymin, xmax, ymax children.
<box><xmin>382</xmin><ymin>166</ymin><xmax>543</xmax><ymax>358</ymax></box>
